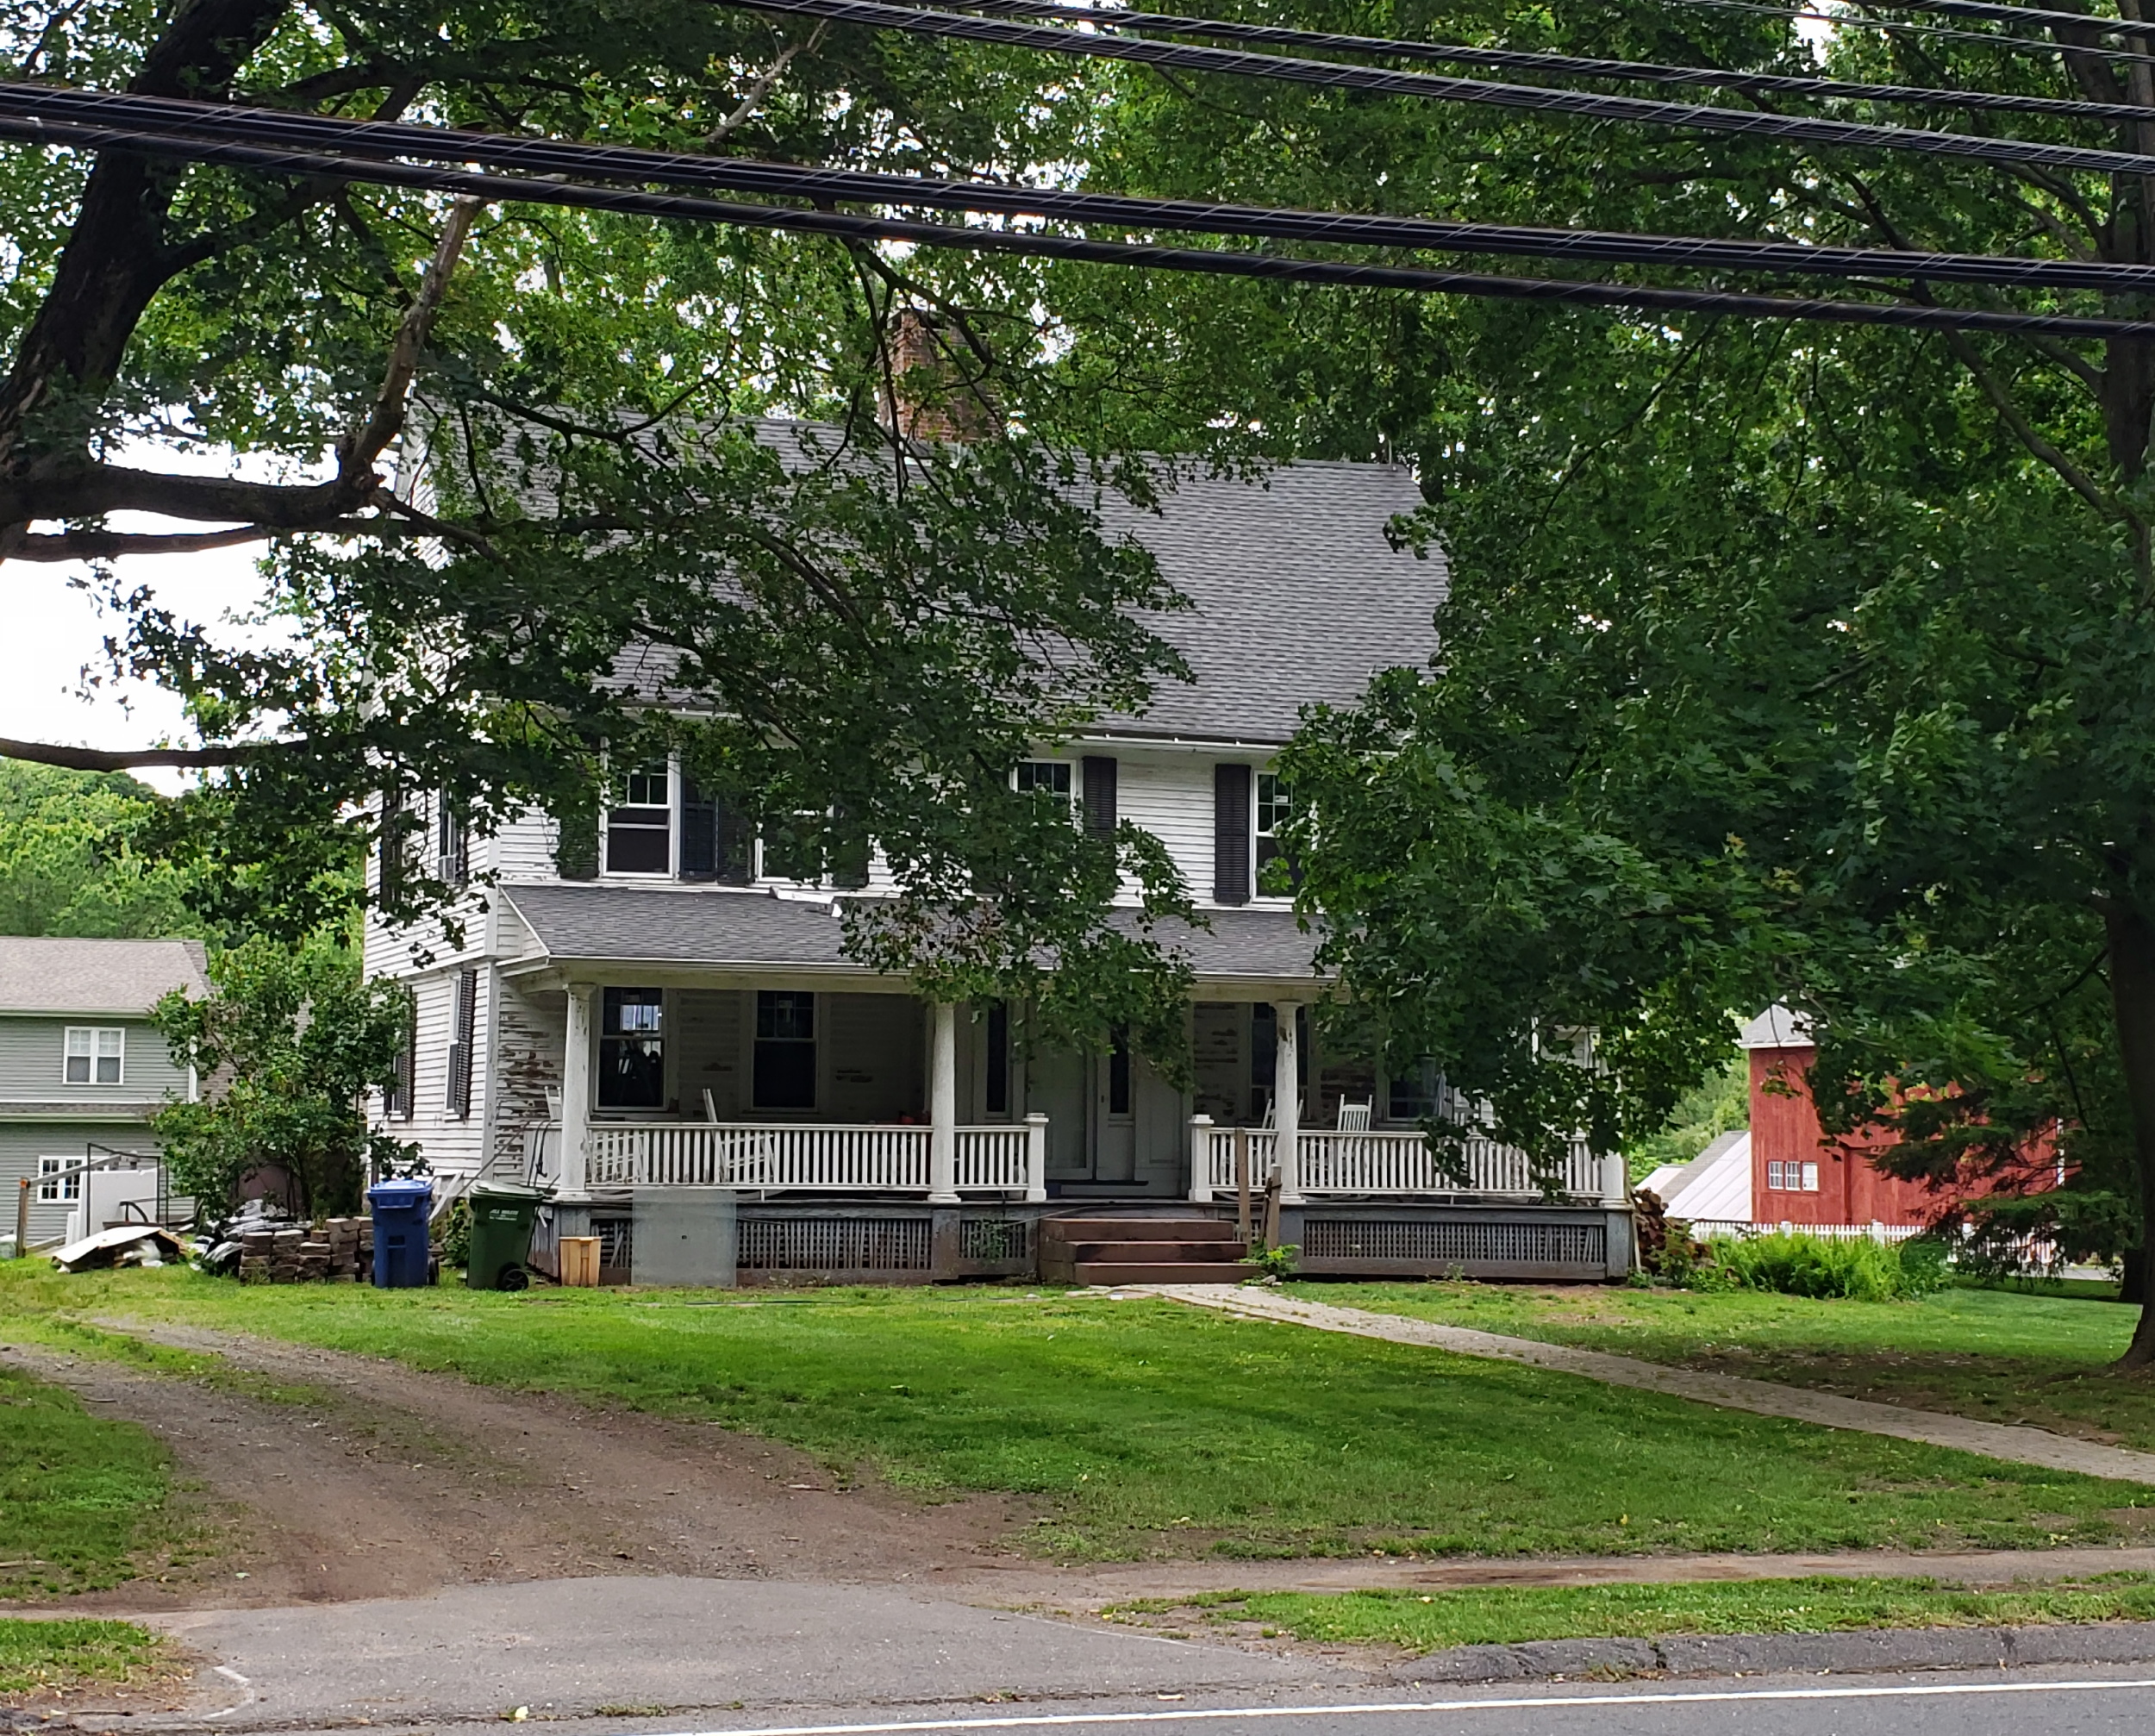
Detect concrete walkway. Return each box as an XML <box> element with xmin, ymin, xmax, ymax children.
<box><xmin>1148</xmin><ymin>1286</ymin><xmax>2155</xmax><ymax>1487</ymax></box>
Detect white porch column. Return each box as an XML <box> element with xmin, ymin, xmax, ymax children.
<box><xmin>1601</xmin><ymin>1149</ymin><xmax>1629</xmax><ymax>1206</ymax></box>
<box><xmin>559</xmin><ymin>983</ymin><xmax>595</xmax><ymax>1196</ymax></box>
<box><xmin>1187</xmin><ymin>1113</ymin><xmax>1215</xmax><ymax>1203</ymax></box>
<box><xmin>1023</xmin><ymin>1111</ymin><xmax>1049</xmax><ymax>1202</ymax></box>
<box><xmin>1273</xmin><ymin>1000</ymin><xmax>1304</xmax><ymax>1204</ymax></box>
<box><xmin>928</xmin><ymin>1000</ymin><xmax>959</xmax><ymax>1203</ymax></box>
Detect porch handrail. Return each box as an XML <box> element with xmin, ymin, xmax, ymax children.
<box><xmin>576</xmin><ymin>1119</ymin><xmax>1046</xmax><ymax>1196</ymax></box>
<box><xmin>1193</xmin><ymin>1125</ymin><xmax>1609</xmax><ymax>1200</ymax></box>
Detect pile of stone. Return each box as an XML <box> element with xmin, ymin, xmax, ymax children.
<box><xmin>235</xmin><ymin>1216</ymin><xmax>372</xmax><ymax>1283</ymax></box>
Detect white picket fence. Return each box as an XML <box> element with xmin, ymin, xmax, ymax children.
<box><xmin>580</xmin><ymin>1121</ymin><xmax>1039</xmax><ymax>1194</ymax></box>
<box><xmin>1194</xmin><ymin>1124</ymin><xmax>1614</xmax><ymax>1200</ymax></box>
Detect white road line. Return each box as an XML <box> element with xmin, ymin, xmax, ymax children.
<box><xmin>648</xmin><ymin>1677</ymin><xmax>2155</xmax><ymax>1736</ymax></box>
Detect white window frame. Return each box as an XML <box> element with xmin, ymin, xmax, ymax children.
<box><xmin>37</xmin><ymin>1156</ymin><xmax>80</xmax><ymax>1202</ymax></box>
<box><xmin>1014</xmin><ymin>759</ymin><xmax>1078</xmax><ymax>815</ymax></box>
<box><xmin>62</xmin><ymin>1026</ymin><xmax>124</xmax><ymax>1086</ymax></box>
<box><xmin>1253</xmin><ymin>771</ymin><xmax>1294</xmax><ymax>901</ymax></box>
<box><xmin>603</xmin><ymin>758</ymin><xmax>677</xmax><ymax>877</ymax></box>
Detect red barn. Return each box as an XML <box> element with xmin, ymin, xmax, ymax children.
<box><xmin>1738</xmin><ymin>1005</ymin><xmax>1965</xmax><ymax>1229</ymax></box>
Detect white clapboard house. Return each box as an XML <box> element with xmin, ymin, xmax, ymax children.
<box><xmin>365</xmin><ymin>438</ymin><xmax>1633</xmax><ymax>1285</ymax></box>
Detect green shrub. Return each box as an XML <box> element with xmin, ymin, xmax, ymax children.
<box><xmin>437</xmin><ymin>1197</ymin><xmax>472</xmax><ymax>1270</ymax></box>
<box><xmin>1705</xmin><ymin>1231</ymin><xmax>1950</xmax><ymax>1302</ymax></box>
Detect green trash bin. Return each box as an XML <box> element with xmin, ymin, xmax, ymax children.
<box><xmin>465</xmin><ymin>1183</ymin><xmax>548</xmax><ymax>1291</ymax></box>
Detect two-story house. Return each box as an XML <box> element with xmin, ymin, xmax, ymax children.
<box><xmin>0</xmin><ymin>935</ymin><xmax>208</xmax><ymax>1250</ymax></box>
<box><xmin>366</xmin><ymin>444</ymin><xmax>1633</xmax><ymax>1285</ymax></box>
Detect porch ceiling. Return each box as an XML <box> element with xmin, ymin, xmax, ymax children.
<box><xmin>496</xmin><ymin>883</ymin><xmax>1327</xmax><ymax>996</ymax></box>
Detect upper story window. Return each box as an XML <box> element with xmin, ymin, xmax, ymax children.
<box><xmin>1015</xmin><ymin>760</ymin><xmax>1074</xmax><ymax>802</ymax></box>
<box><xmin>1255</xmin><ymin>772</ymin><xmax>1296</xmax><ymax>896</ymax></box>
<box><xmin>606</xmin><ymin>763</ymin><xmax>673</xmax><ymax>875</ymax></box>
<box><xmin>598</xmin><ymin>988</ymin><xmax>665</xmax><ymax>1109</ymax></box>
<box><xmin>437</xmin><ymin>796</ymin><xmax>470</xmax><ymax>887</ymax></box>
<box><xmin>64</xmin><ymin>1027</ymin><xmax>123</xmax><ymax>1086</ymax></box>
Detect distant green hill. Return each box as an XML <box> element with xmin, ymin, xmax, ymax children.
<box><xmin>0</xmin><ymin>759</ymin><xmax>206</xmax><ymax>940</ymax></box>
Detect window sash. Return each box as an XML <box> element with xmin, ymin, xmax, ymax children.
<box><xmin>1014</xmin><ymin>760</ymin><xmax>1072</xmax><ymax>799</ymax></box>
<box><xmin>64</xmin><ymin>1027</ymin><xmax>122</xmax><ymax>1085</ymax></box>
<box><xmin>37</xmin><ymin>1157</ymin><xmax>79</xmax><ymax>1202</ymax></box>
<box><xmin>753</xmin><ymin>990</ymin><xmax>816</xmax><ymax>1109</ymax></box>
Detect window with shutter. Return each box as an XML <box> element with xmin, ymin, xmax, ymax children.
<box><xmin>378</xmin><ymin>787</ymin><xmax>406</xmax><ymax>905</ymax></box>
<box><xmin>1213</xmin><ymin>764</ymin><xmax>1252</xmax><ymax>904</ymax></box>
<box><xmin>447</xmin><ymin>969</ymin><xmax>478</xmax><ymax>1120</ymax></box>
<box><xmin>437</xmin><ymin>797</ymin><xmax>470</xmax><ymax>887</ymax></box>
<box><xmin>1081</xmin><ymin>756</ymin><xmax>1117</xmax><ymax>839</ymax></box>
<box><xmin>388</xmin><ymin>1002</ymin><xmax>416</xmax><ymax>1121</ymax></box>
<box><xmin>605</xmin><ymin>762</ymin><xmax>672</xmax><ymax>874</ymax></box>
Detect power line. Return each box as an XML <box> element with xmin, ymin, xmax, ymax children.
<box><xmin>718</xmin><ymin>0</ymin><xmax>2155</xmax><ymax>181</ymax></box>
<box><xmin>1658</xmin><ymin>0</ymin><xmax>2155</xmax><ymax>64</ymax></box>
<box><xmin>1867</xmin><ymin>0</ymin><xmax>2155</xmax><ymax>41</ymax></box>
<box><xmin>934</xmin><ymin>0</ymin><xmax>2155</xmax><ymax>127</ymax></box>
<box><xmin>11</xmin><ymin>81</ymin><xmax>2155</xmax><ymax>293</ymax></box>
<box><xmin>9</xmin><ymin>110</ymin><xmax>2155</xmax><ymax>336</ymax></box>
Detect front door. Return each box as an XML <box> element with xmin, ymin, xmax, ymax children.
<box><xmin>1029</xmin><ymin>1044</ymin><xmax>1090</xmax><ymax>1181</ymax></box>
<box><xmin>1092</xmin><ymin>1037</ymin><xmax>1136</xmax><ymax>1183</ymax></box>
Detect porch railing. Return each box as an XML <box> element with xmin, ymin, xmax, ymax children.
<box><xmin>1191</xmin><ymin>1122</ymin><xmax>1621</xmax><ymax>1202</ymax></box>
<box><xmin>576</xmin><ymin>1118</ymin><xmax>1046</xmax><ymax>1196</ymax></box>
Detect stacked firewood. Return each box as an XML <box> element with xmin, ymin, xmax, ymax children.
<box><xmin>236</xmin><ymin>1217</ymin><xmax>374</xmax><ymax>1283</ymax></box>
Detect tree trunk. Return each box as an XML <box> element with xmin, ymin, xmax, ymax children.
<box><xmin>2103</xmin><ymin>902</ymin><xmax>2155</xmax><ymax>1366</ymax></box>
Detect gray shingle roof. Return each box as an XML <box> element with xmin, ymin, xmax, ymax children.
<box><xmin>0</xmin><ymin>937</ymin><xmax>210</xmax><ymax>1016</ymax></box>
<box><xmin>1739</xmin><ymin>1003</ymin><xmax>1814</xmax><ymax>1049</ymax></box>
<box><xmin>1092</xmin><ymin>459</ymin><xmax>1443</xmax><ymax>744</ymax></box>
<box><xmin>583</xmin><ymin>423</ymin><xmax>1444</xmax><ymax>742</ymax></box>
<box><xmin>501</xmin><ymin>884</ymin><xmax>1324</xmax><ymax>988</ymax></box>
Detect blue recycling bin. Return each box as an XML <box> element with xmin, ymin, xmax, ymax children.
<box><xmin>368</xmin><ymin>1178</ymin><xmax>434</xmax><ymax>1288</ymax></box>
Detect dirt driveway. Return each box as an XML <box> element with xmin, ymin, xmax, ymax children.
<box><xmin>2</xmin><ymin>1322</ymin><xmax>1033</xmax><ymax>1611</ymax></box>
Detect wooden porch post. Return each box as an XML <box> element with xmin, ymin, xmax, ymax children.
<box><xmin>1024</xmin><ymin>1111</ymin><xmax>1049</xmax><ymax>1202</ymax></box>
<box><xmin>1187</xmin><ymin>1113</ymin><xmax>1215</xmax><ymax>1203</ymax></box>
<box><xmin>559</xmin><ymin>983</ymin><xmax>594</xmax><ymax>1196</ymax></box>
<box><xmin>1273</xmin><ymin>999</ymin><xmax>1304</xmax><ymax>1204</ymax></box>
<box><xmin>928</xmin><ymin>1000</ymin><xmax>959</xmax><ymax>1203</ymax></box>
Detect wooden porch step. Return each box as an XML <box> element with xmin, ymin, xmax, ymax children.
<box><xmin>1070</xmin><ymin>1260</ymin><xmax>1258</xmax><ymax>1285</ymax></box>
<box><xmin>1040</xmin><ymin>1217</ymin><xmax>1240</xmax><ymax>1243</ymax></box>
<box><xmin>1061</xmin><ymin>1240</ymin><xmax>1247</xmax><ymax>1265</ymax></box>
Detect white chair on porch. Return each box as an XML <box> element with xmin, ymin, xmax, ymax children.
<box><xmin>1337</xmin><ymin>1100</ymin><xmax>1372</xmax><ymax>1132</ymax></box>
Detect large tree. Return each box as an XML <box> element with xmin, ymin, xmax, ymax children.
<box><xmin>0</xmin><ymin>0</ymin><xmax>1209</xmax><ymax>1053</ymax></box>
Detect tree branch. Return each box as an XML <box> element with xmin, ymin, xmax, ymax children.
<box><xmin>1941</xmin><ymin>328</ymin><xmax>2128</xmax><ymax>530</ymax></box>
<box><xmin>338</xmin><ymin>197</ymin><xmax>482</xmax><ymax>485</ymax></box>
<box><xmin>0</xmin><ymin>518</ymin><xmax>413</xmax><ymax>560</ymax></box>
<box><xmin>706</xmin><ymin>23</ymin><xmax>827</xmax><ymax>145</ymax></box>
<box><xmin>0</xmin><ymin>735</ymin><xmax>271</xmax><ymax>771</ymax></box>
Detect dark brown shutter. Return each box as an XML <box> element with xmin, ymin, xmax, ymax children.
<box><xmin>1082</xmin><ymin>755</ymin><xmax>1117</xmax><ymax>838</ymax></box>
<box><xmin>678</xmin><ymin>778</ymin><xmax>717</xmax><ymax>880</ymax></box>
<box><xmin>553</xmin><ymin>795</ymin><xmax>599</xmax><ymax>881</ymax></box>
<box><xmin>447</xmin><ymin>969</ymin><xmax>478</xmax><ymax>1120</ymax></box>
<box><xmin>1213</xmin><ymin>763</ymin><xmax>1252</xmax><ymax>905</ymax></box>
<box><xmin>378</xmin><ymin>786</ymin><xmax>406</xmax><ymax>906</ymax></box>
<box><xmin>389</xmin><ymin>1000</ymin><xmax>416</xmax><ymax>1121</ymax></box>
<box><xmin>828</xmin><ymin>807</ymin><xmax>871</xmax><ymax>890</ymax></box>
<box><xmin>713</xmin><ymin>798</ymin><xmax>754</xmax><ymax>884</ymax></box>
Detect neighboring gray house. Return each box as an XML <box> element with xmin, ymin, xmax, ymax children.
<box><xmin>366</xmin><ymin>444</ymin><xmax>1633</xmax><ymax>1284</ymax></box>
<box><xmin>0</xmin><ymin>936</ymin><xmax>209</xmax><ymax>1249</ymax></box>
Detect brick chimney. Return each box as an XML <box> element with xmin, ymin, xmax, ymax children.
<box><xmin>879</xmin><ymin>308</ymin><xmax>998</xmax><ymax>442</ymax></box>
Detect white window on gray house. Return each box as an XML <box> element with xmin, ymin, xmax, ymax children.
<box><xmin>599</xmin><ymin>988</ymin><xmax>665</xmax><ymax>1109</ymax></box>
<box><xmin>1387</xmin><ymin>1058</ymin><xmax>1443</xmax><ymax>1122</ymax></box>
<box><xmin>63</xmin><ymin>1026</ymin><xmax>123</xmax><ymax>1085</ymax></box>
<box><xmin>37</xmin><ymin>1156</ymin><xmax>80</xmax><ymax>1202</ymax></box>
<box><xmin>605</xmin><ymin>762</ymin><xmax>672</xmax><ymax>874</ymax></box>
<box><xmin>1254</xmin><ymin>772</ymin><xmax>1296</xmax><ymax>894</ymax></box>
<box><xmin>437</xmin><ymin>796</ymin><xmax>470</xmax><ymax>887</ymax></box>
<box><xmin>753</xmin><ymin>990</ymin><xmax>816</xmax><ymax>1110</ymax></box>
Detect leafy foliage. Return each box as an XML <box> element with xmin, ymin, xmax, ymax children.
<box><xmin>0</xmin><ymin>761</ymin><xmax>205</xmax><ymax>939</ymax></box>
<box><xmin>1703</xmin><ymin>1233</ymin><xmax>1952</xmax><ymax>1304</ymax></box>
<box><xmin>1627</xmin><ymin>1052</ymin><xmax>1748</xmax><ymax>1184</ymax></box>
<box><xmin>150</xmin><ymin>937</ymin><xmax>413</xmax><ymax>1220</ymax></box>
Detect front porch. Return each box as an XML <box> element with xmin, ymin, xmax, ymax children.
<box><xmin>486</xmin><ymin>885</ymin><xmax>1634</xmax><ymax>1282</ymax></box>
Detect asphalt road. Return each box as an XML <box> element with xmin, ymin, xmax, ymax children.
<box><xmin>651</xmin><ymin>1673</ymin><xmax>2155</xmax><ymax>1736</ymax></box>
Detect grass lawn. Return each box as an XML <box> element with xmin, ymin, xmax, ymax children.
<box><xmin>1114</xmin><ymin>1572</ymin><xmax>2155</xmax><ymax>1653</ymax></box>
<box><xmin>6</xmin><ymin>1265</ymin><xmax>2155</xmax><ymax>1562</ymax></box>
<box><xmin>1293</xmin><ymin>1282</ymin><xmax>2155</xmax><ymax>1453</ymax></box>
<box><xmin>0</xmin><ymin>1618</ymin><xmax>177</xmax><ymax>1697</ymax></box>
<box><xmin>0</xmin><ymin>1359</ymin><xmax>180</xmax><ymax>1599</ymax></box>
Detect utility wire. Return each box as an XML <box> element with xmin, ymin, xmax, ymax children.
<box><xmin>935</xmin><ymin>0</ymin><xmax>2155</xmax><ymax>127</ymax></box>
<box><xmin>9</xmin><ymin>110</ymin><xmax>2155</xmax><ymax>336</ymax></box>
<box><xmin>1862</xmin><ymin>0</ymin><xmax>2155</xmax><ymax>41</ymax></box>
<box><xmin>716</xmin><ymin>0</ymin><xmax>2155</xmax><ymax>180</ymax></box>
<box><xmin>11</xmin><ymin>81</ymin><xmax>2155</xmax><ymax>293</ymax></box>
<box><xmin>1658</xmin><ymin>0</ymin><xmax>2155</xmax><ymax>65</ymax></box>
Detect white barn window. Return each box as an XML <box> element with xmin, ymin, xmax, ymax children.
<box><xmin>63</xmin><ymin>1027</ymin><xmax>123</xmax><ymax>1085</ymax></box>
